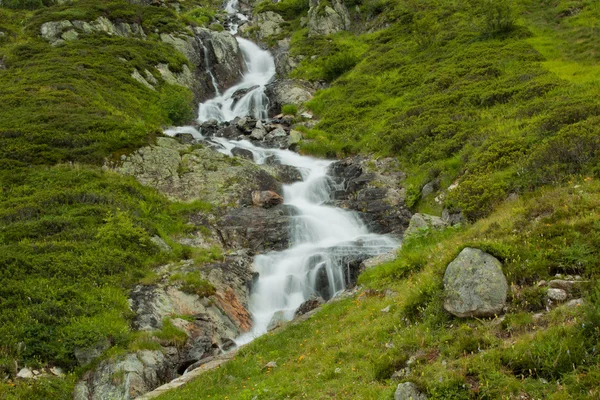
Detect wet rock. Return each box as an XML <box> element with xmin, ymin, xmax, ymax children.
<box><xmin>403</xmin><ymin>213</ymin><xmax>448</xmax><ymax>239</ymax></box>
<box><xmin>307</xmin><ymin>0</ymin><xmax>351</xmax><ymax>37</ymax></box>
<box><xmin>217</xmin><ymin>205</ymin><xmax>294</xmax><ymax>251</ymax></box>
<box><xmin>215</xmin><ymin>125</ymin><xmax>241</xmax><ymax>139</ymax></box>
<box><xmin>328</xmin><ymin>156</ymin><xmax>411</xmax><ymax>236</ymax></box>
<box><xmin>236</xmin><ymin>116</ymin><xmax>256</xmax><ymax>133</ymax></box>
<box><xmin>443</xmin><ymin>248</ymin><xmax>508</xmax><ymax>318</ymax></box>
<box><xmin>250</xmin><ymin>126</ymin><xmax>267</xmax><ymax>140</ymax></box>
<box><xmin>294</xmin><ymin>296</ymin><xmax>325</xmax><ymax>317</ymax></box>
<box><xmin>395</xmin><ymin>382</ymin><xmax>427</xmax><ymax>400</ymax></box>
<box><xmin>231</xmin><ymin>147</ymin><xmax>254</xmax><ymax>160</ymax></box>
<box><xmin>231</xmin><ymin>85</ymin><xmax>260</xmax><ymax>107</ymax></box>
<box><xmin>272</xmin><ymin>164</ymin><xmax>303</xmax><ymax>184</ymax></box>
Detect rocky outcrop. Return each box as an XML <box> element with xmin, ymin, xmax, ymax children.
<box><xmin>307</xmin><ymin>0</ymin><xmax>351</xmax><ymax>37</ymax></box>
<box><xmin>254</xmin><ymin>11</ymin><xmax>285</xmax><ymax>40</ymax></box>
<box><xmin>328</xmin><ymin>156</ymin><xmax>411</xmax><ymax>236</ymax></box>
<box><xmin>443</xmin><ymin>248</ymin><xmax>508</xmax><ymax>318</ymax></box>
<box><xmin>403</xmin><ymin>213</ymin><xmax>448</xmax><ymax>239</ymax></box>
<box><xmin>252</xmin><ymin>190</ymin><xmax>284</xmax><ymax>207</ymax></box>
<box><xmin>265</xmin><ymin>79</ymin><xmax>315</xmax><ymax>117</ymax></box>
<box><xmin>40</xmin><ymin>17</ymin><xmax>146</xmax><ymax>46</ymax></box>
<box><xmin>216</xmin><ymin>205</ymin><xmax>295</xmax><ymax>252</ymax></box>
<box><xmin>110</xmin><ymin>137</ymin><xmax>282</xmax><ymax>207</ymax></box>
<box><xmin>360</xmin><ymin>251</ymin><xmax>396</xmax><ymax>270</ymax></box>
<box><xmin>74</xmin><ymin>350</ymin><xmax>175</xmax><ymax>400</ymax></box>
<box><xmin>395</xmin><ymin>382</ymin><xmax>427</xmax><ymax>400</ymax></box>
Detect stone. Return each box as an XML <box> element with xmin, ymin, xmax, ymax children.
<box><xmin>421</xmin><ymin>180</ymin><xmax>439</xmax><ymax>198</ymax></box>
<box><xmin>250</xmin><ymin>127</ymin><xmax>267</xmax><ymax>140</ymax></box>
<box><xmin>288</xmin><ymin>130</ymin><xmax>303</xmax><ymax>147</ymax></box>
<box><xmin>61</xmin><ymin>29</ymin><xmax>79</xmax><ymax>41</ymax></box>
<box><xmin>17</xmin><ymin>368</ymin><xmax>34</xmax><ymax>379</ymax></box>
<box><xmin>255</xmin><ymin>11</ymin><xmax>284</xmax><ymax>39</ymax></box>
<box><xmin>307</xmin><ymin>0</ymin><xmax>351</xmax><ymax>37</ymax></box>
<box><xmin>294</xmin><ymin>297</ymin><xmax>325</xmax><ymax>317</ymax></box>
<box><xmin>132</xmin><ymin>69</ymin><xmax>155</xmax><ymax>90</ymax></box>
<box><xmin>40</xmin><ymin>20</ymin><xmax>73</xmax><ymax>44</ymax></box>
<box><xmin>403</xmin><ymin>213</ymin><xmax>448</xmax><ymax>239</ymax></box>
<box><xmin>50</xmin><ymin>367</ymin><xmax>65</xmax><ymax>377</ymax></box>
<box><xmin>74</xmin><ymin>339</ymin><xmax>111</xmax><ymax>366</ymax></box>
<box><xmin>442</xmin><ymin>208</ymin><xmax>465</xmax><ymax>225</ymax></box>
<box><xmin>443</xmin><ymin>248</ymin><xmax>508</xmax><ymax>318</ymax></box>
<box><xmin>267</xmin><ymin>310</ymin><xmax>287</xmax><ymax>331</ymax></box>
<box><xmin>300</xmin><ymin>112</ymin><xmax>313</xmax><ymax>119</ymax></box>
<box><xmin>272</xmin><ymin>164</ymin><xmax>303</xmax><ymax>184</ymax></box>
<box><xmin>266</xmin><ymin>127</ymin><xmax>287</xmax><ymax>139</ymax></box>
<box><xmin>265</xmin><ymin>80</ymin><xmax>314</xmax><ymax>117</ymax></box>
<box><xmin>231</xmin><ymin>147</ymin><xmax>254</xmax><ymax>160</ymax></box>
<box><xmin>150</xmin><ymin>235</ymin><xmax>171</xmax><ymax>252</ymax></box>
<box><xmin>548</xmin><ymin>279</ymin><xmax>579</xmax><ymax>292</ymax></box>
<box><xmin>395</xmin><ymin>382</ymin><xmax>427</xmax><ymax>400</ymax></box>
<box><xmin>564</xmin><ymin>298</ymin><xmax>584</xmax><ymax>308</ymax></box>
<box><xmin>547</xmin><ymin>288</ymin><xmax>568</xmax><ymax>302</ymax></box>
<box><xmin>252</xmin><ymin>190</ymin><xmax>284</xmax><ymax>208</ymax></box>
<box><xmin>360</xmin><ymin>251</ymin><xmax>396</xmax><ymax>270</ymax></box>
<box><xmin>380</xmin><ymin>305</ymin><xmax>391</xmax><ymax>313</ymax></box>
<box><xmin>263</xmin><ymin>361</ymin><xmax>277</xmax><ymax>369</ymax></box>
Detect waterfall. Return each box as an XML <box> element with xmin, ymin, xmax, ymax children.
<box><xmin>197</xmin><ymin>1</ymin><xmax>275</xmax><ymax>123</ymax></box>
<box><xmin>166</xmin><ymin>0</ymin><xmax>399</xmax><ymax>346</ymax></box>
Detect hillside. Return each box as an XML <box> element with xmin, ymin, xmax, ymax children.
<box><xmin>0</xmin><ymin>0</ymin><xmax>599</xmax><ymax>399</ymax></box>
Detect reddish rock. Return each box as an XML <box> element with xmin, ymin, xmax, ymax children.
<box><xmin>252</xmin><ymin>190</ymin><xmax>284</xmax><ymax>208</ymax></box>
<box><xmin>215</xmin><ymin>288</ymin><xmax>252</xmax><ymax>332</ymax></box>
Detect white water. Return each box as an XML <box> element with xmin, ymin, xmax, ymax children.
<box><xmin>166</xmin><ymin>0</ymin><xmax>399</xmax><ymax>346</ymax></box>
<box><xmin>197</xmin><ymin>1</ymin><xmax>275</xmax><ymax>123</ymax></box>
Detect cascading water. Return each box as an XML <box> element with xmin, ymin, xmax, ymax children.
<box><xmin>197</xmin><ymin>0</ymin><xmax>275</xmax><ymax>123</ymax></box>
<box><xmin>166</xmin><ymin>0</ymin><xmax>399</xmax><ymax>346</ymax></box>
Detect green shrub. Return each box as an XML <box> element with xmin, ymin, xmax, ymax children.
<box><xmin>322</xmin><ymin>50</ymin><xmax>361</xmax><ymax>81</ymax></box>
<box><xmin>281</xmin><ymin>104</ymin><xmax>299</xmax><ymax>115</ymax></box>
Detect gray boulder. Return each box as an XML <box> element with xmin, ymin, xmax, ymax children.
<box><xmin>254</xmin><ymin>11</ymin><xmax>284</xmax><ymax>40</ymax></box>
<box><xmin>307</xmin><ymin>0</ymin><xmax>351</xmax><ymax>37</ymax></box>
<box><xmin>403</xmin><ymin>213</ymin><xmax>448</xmax><ymax>239</ymax></box>
<box><xmin>265</xmin><ymin>79</ymin><xmax>315</xmax><ymax>117</ymax></box>
<box><xmin>443</xmin><ymin>248</ymin><xmax>508</xmax><ymax>318</ymax></box>
<box><xmin>395</xmin><ymin>382</ymin><xmax>427</xmax><ymax>400</ymax></box>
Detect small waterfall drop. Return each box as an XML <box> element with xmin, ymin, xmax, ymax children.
<box><xmin>197</xmin><ymin>1</ymin><xmax>275</xmax><ymax>123</ymax></box>
<box><xmin>166</xmin><ymin>0</ymin><xmax>399</xmax><ymax>346</ymax></box>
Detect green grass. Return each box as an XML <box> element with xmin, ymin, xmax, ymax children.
<box><xmin>159</xmin><ymin>178</ymin><xmax>600</xmax><ymax>400</ymax></box>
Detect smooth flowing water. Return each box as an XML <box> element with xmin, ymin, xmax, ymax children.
<box><xmin>166</xmin><ymin>0</ymin><xmax>399</xmax><ymax>345</ymax></box>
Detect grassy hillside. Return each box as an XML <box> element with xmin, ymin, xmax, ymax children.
<box><xmin>0</xmin><ymin>0</ymin><xmax>220</xmax><ymax>397</ymax></box>
<box><xmin>158</xmin><ymin>0</ymin><xmax>600</xmax><ymax>398</ymax></box>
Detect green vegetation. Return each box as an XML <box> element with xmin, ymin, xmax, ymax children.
<box><xmin>159</xmin><ymin>179</ymin><xmax>600</xmax><ymax>400</ymax></box>
<box><xmin>295</xmin><ymin>0</ymin><xmax>600</xmax><ymax>220</ymax></box>
<box><xmin>281</xmin><ymin>104</ymin><xmax>299</xmax><ymax>115</ymax></box>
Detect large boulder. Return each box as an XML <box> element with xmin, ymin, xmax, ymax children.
<box><xmin>307</xmin><ymin>0</ymin><xmax>351</xmax><ymax>37</ymax></box>
<box><xmin>443</xmin><ymin>248</ymin><xmax>508</xmax><ymax>318</ymax></box>
<box><xmin>265</xmin><ymin>79</ymin><xmax>315</xmax><ymax>117</ymax></box>
<box><xmin>254</xmin><ymin>11</ymin><xmax>285</xmax><ymax>40</ymax></box>
<box><xmin>403</xmin><ymin>213</ymin><xmax>448</xmax><ymax>239</ymax></box>
<box><xmin>110</xmin><ymin>137</ymin><xmax>283</xmax><ymax>208</ymax></box>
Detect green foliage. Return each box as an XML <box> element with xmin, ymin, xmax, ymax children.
<box><xmin>281</xmin><ymin>104</ymin><xmax>298</xmax><ymax>115</ymax></box>
<box><xmin>481</xmin><ymin>0</ymin><xmax>517</xmax><ymax>36</ymax></box>
<box><xmin>254</xmin><ymin>0</ymin><xmax>309</xmax><ymax>21</ymax></box>
<box><xmin>155</xmin><ymin>319</ymin><xmax>188</xmax><ymax>348</ymax></box>
<box><xmin>160</xmin><ymin>84</ymin><xmax>196</xmax><ymax>125</ymax></box>
<box><xmin>169</xmin><ymin>271</ymin><xmax>216</xmax><ymax>297</ymax></box>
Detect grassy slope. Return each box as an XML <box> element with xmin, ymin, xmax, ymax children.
<box><xmin>159</xmin><ymin>0</ymin><xmax>600</xmax><ymax>398</ymax></box>
<box><xmin>0</xmin><ymin>0</ymin><xmax>222</xmax><ymax>397</ymax></box>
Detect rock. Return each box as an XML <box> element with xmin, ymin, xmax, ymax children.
<box><xmin>403</xmin><ymin>213</ymin><xmax>448</xmax><ymax>239</ymax></box>
<box><xmin>50</xmin><ymin>367</ymin><xmax>65</xmax><ymax>377</ymax></box>
<box><xmin>215</xmin><ymin>125</ymin><xmax>241</xmax><ymax>140</ymax></box>
<box><xmin>265</xmin><ymin>80</ymin><xmax>314</xmax><ymax>117</ymax></box>
<box><xmin>443</xmin><ymin>248</ymin><xmax>508</xmax><ymax>318</ymax></box>
<box><xmin>250</xmin><ymin>127</ymin><xmax>267</xmax><ymax>140</ymax></box>
<box><xmin>74</xmin><ymin>339</ymin><xmax>111</xmax><ymax>366</ymax></box>
<box><xmin>252</xmin><ymin>190</ymin><xmax>284</xmax><ymax>208</ymax></box>
<box><xmin>360</xmin><ymin>251</ymin><xmax>396</xmax><ymax>270</ymax></box>
<box><xmin>263</xmin><ymin>361</ymin><xmax>277</xmax><ymax>369</ymax></box>
<box><xmin>17</xmin><ymin>368</ymin><xmax>34</xmax><ymax>379</ymax></box>
<box><xmin>547</xmin><ymin>288</ymin><xmax>568</xmax><ymax>302</ymax></box>
<box><xmin>307</xmin><ymin>0</ymin><xmax>351</xmax><ymax>37</ymax></box>
<box><xmin>548</xmin><ymin>279</ymin><xmax>579</xmax><ymax>292</ymax></box>
<box><xmin>40</xmin><ymin>17</ymin><xmax>147</xmax><ymax>46</ymax></box>
<box><xmin>564</xmin><ymin>298</ymin><xmax>584</xmax><ymax>308</ymax></box>
<box><xmin>74</xmin><ymin>350</ymin><xmax>173</xmax><ymax>400</ymax></box>
<box><xmin>156</xmin><ymin>63</ymin><xmax>195</xmax><ymax>92</ymax></box>
<box><xmin>111</xmin><ymin>137</ymin><xmax>282</xmax><ymax>208</ymax></box>
<box><xmin>254</xmin><ymin>11</ymin><xmax>284</xmax><ymax>39</ymax></box>
<box><xmin>272</xmin><ymin>164</ymin><xmax>303</xmax><ymax>184</ymax></box>
<box><xmin>174</xmin><ymin>132</ymin><xmax>195</xmax><ymax>144</ymax></box>
<box><xmin>380</xmin><ymin>305</ymin><xmax>391</xmax><ymax>313</ymax></box>
<box><xmin>288</xmin><ymin>130</ymin><xmax>303</xmax><ymax>147</ymax></box>
<box><xmin>300</xmin><ymin>112</ymin><xmax>313</xmax><ymax>119</ymax></box>
<box><xmin>266</xmin><ymin>126</ymin><xmax>287</xmax><ymax>139</ymax></box>
<box><xmin>395</xmin><ymin>382</ymin><xmax>427</xmax><ymax>400</ymax></box>
<box><xmin>328</xmin><ymin>156</ymin><xmax>411</xmax><ymax>235</ymax></box>
<box><xmin>216</xmin><ymin>205</ymin><xmax>294</xmax><ymax>252</ymax></box>
<box><xmin>231</xmin><ymin>147</ymin><xmax>254</xmax><ymax>160</ymax></box>
<box><xmin>231</xmin><ymin>85</ymin><xmax>260</xmax><ymax>107</ymax></box>
<box><xmin>294</xmin><ymin>297</ymin><xmax>325</xmax><ymax>317</ymax></box>
<box><xmin>442</xmin><ymin>208</ymin><xmax>465</xmax><ymax>225</ymax></box>
<box><xmin>267</xmin><ymin>310</ymin><xmax>287</xmax><ymax>331</ymax></box>
<box><xmin>150</xmin><ymin>235</ymin><xmax>171</xmax><ymax>253</ymax></box>
<box><xmin>421</xmin><ymin>180</ymin><xmax>439</xmax><ymax>198</ymax></box>
<box><xmin>237</xmin><ymin>116</ymin><xmax>256</xmax><ymax>133</ymax></box>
